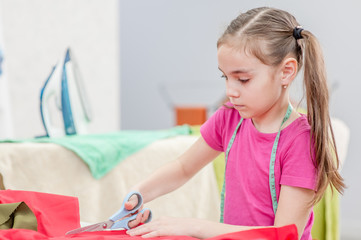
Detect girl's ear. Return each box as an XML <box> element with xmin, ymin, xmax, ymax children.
<box><xmin>281</xmin><ymin>57</ymin><xmax>298</xmax><ymax>86</ymax></box>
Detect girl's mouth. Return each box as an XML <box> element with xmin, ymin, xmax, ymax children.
<box><xmin>233</xmin><ymin>104</ymin><xmax>245</xmax><ymax>111</ymax></box>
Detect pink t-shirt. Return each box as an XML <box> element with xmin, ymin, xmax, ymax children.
<box><xmin>200</xmin><ymin>105</ymin><xmax>317</xmax><ymax>240</ymax></box>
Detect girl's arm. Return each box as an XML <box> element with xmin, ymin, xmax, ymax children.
<box><xmin>127</xmin><ymin>184</ymin><xmax>315</xmax><ymax>239</ymax></box>
<box><xmin>133</xmin><ymin>136</ymin><xmax>221</xmax><ymax>202</ymax></box>
<box><xmin>126</xmin><ymin>136</ymin><xmax>221</xmax><ymax>225</ymax></box>
<box><xmin>274</xmin><ymin>185</ymin><xmax>315</xmax><ymax>239</ymax></box>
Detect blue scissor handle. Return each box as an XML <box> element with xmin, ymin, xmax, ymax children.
<box><xmin>110</xmin><ymin>191</ymin><xmax>143</xmax><ymax>221</ymax></box>
<box><xmin>111</xmin><ymin>208</ymin><xmax>152</xmax><ymax>230</ymax></box>
<box><xmin>109</xmin><ymin>191</ymin><xmax>152</xmax><ymax>230</ymax></box>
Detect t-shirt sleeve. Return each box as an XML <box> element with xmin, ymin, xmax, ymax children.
<box><xmin>280</xmin><ymin>131</ymin><xmax>318</xmax><ymax>191</ymax></box>
<box><xmin>200</xmin><ymin>107</ymin><xmax>225</xmax><ymax>152</ymax></box>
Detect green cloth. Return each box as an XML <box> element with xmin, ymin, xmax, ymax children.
<box><xmin>190</xmin><ymin>125</ymin><xmax>339</xmax><ymax>240</ymax></box>
<box><xmin>2</xmin><ymin>125</ymin><xmax>191</xmax><ymax>179</ymax></box>
<box><xmin>0</xmin><ymin>202</ymin><xmax>38</xmax><ymax>230</ymax></box>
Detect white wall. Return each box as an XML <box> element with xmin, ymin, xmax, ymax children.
<box><xmin>0</xmin><ymin>8</ymin><xmax>13</xmax><ymax>139</ymax></box>
<box><xmin>120</xmin><ymin>0</ymin><xmax>361</xmax><ymax>239</ymax></box>
<box><xmin>0</xmin><ymin>0</ymin><xmax>120</xmax><ymax>138</ymax></box>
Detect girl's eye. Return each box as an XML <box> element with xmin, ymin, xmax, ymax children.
<box><xmin>220</xmin><ymin>74</ymin><xmax>249</xmax><ymax>82</ymax></box>
<box><xmin>221</xmin><ymin>74</ymin><xmax>228</xmax><ymax>80</ymax></box>
<box><xmin>238</xmin><ymin>78</ymin><xmax>249</xmax><ymax>83</ymax></box>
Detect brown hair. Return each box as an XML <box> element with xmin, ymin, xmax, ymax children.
<box><xmin>218</xmin><ymin>7</ymin><xmax>345</xmax><ymax>204</ymax></box>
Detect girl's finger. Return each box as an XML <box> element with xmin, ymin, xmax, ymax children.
<box><xmin>142</xmin><ymin>231</ymin><xmax>159</xmax><ymax>239</ymax></box>
<box><xmin>127</xmin><ymin>212</ymin><xmax>142</xmax><ymax>228</ymax></box>
<box><xmin>140</xmin><ymin>209</ymin><xmax>150</xmax><ymax>223</ymax></box>
<box><xmin>124</xmin><ymin>194</ymin><xmax>138</xmax><ymax>210</ymax></box>
<box><xmin>127</xmin><ymin>221</ymin><xmax>150</xmax><ymax>236</ymax></box>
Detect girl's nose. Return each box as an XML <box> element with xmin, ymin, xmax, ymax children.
<box><xmin>226</xmin><ymin>82</ymin><xmax>240</xmax><ymax>99</ymax></box>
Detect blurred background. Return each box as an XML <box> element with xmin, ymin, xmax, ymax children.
<box><xmin>0</xmin><ymin>0</ymin><xmax>360</xmax><ymax>239</ymax></box>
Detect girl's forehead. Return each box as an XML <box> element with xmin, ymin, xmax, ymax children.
<box><xmin>217</xmin><ymin>44</ymin><xmax>264</xmax><ymax>72</ymax></box>
<box><xmin>218</xmin><ymin>35</ymin><xmax>272</xmax><ymax>63</ymax></box>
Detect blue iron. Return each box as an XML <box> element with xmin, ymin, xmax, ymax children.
<box><xmin>40</xmin><ymin>48</ymin><xmax>92</xmax><ymax>137</ymax></box>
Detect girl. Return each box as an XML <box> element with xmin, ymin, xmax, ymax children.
<box><xmin>125</xmin><ymin>7</ymin><xmax>345</xmax><ymax>240</ymax></box>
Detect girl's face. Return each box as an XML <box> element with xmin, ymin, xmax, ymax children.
<box><xmin>217</xmin><ymin>44</ymin><xmax>284</xmax><ymax>119</ymax></box>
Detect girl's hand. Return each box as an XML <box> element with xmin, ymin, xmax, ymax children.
<box><xmin>124</xmin><ymin>194</ymin><xmax>151</xmax><ymax>228</ymax></box>
<box><xmin>126</xmin><ymin>216</ymin><xmax>200</xmax><ymax>238</ymax></box>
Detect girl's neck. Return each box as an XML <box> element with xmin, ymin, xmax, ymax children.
<box><xmin>251</xmin><ymin>100</ymin><xmax>299</xmax><ymax>134</ymax></box>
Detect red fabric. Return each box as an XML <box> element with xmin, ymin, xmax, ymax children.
<box><xmin>0</xmin><ymin>229</ymin><xmax>48</xmax><ymax>240</ymax></box>
<box><xmin>61</xmin><ymin>230</ymin><xmax>196</xmax><ymax>239</ymax></box>
<box><xmin>0</xmin><ymin>190</ymin><xmax>297</xmax><ymax>239</ymax></box>
<box><xmin>0</xmin><ymin>229</ymin><xmax>196</xmax><ymax>239</ymax></box>
<box><xmin>207</xmin><ymin>225</ymin><xmax>298</xmax><ymax>240</ymax></box>
<box><xmin>0</xmin><ymin>190</ymin><xmax>80</xmax><ymax>237</ymax></box>
<box><xmin>0</xmin><ymin>225</ymin><xmax>298</xmax><ymax>240</ymax></box>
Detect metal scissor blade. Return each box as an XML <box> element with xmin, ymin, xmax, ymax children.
<box><xmin>66</xmin><ymin>220</ymin><xmax>114</xmax><ymax>235</ymax></box>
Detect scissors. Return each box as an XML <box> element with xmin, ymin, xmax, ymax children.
<box><xmin>66</xmin><ymin>191</ymin><xmax>152</xmax><ymax>235</ymax></box>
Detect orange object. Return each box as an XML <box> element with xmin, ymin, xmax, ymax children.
<box><xmin>175</xmin><ymin>106</ymin><xmax>207</xmax><ymax>126</ymax></box>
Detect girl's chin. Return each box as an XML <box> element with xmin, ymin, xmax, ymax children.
<box><xmin>236</xmin><ymin>109</ymin><xmax>252</xmax><ymax>119</ymax></box>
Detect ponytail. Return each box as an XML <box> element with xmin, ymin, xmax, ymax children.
<box><xmin>302</xmin><ymin>31</ymin><xmax>346</xmax><ymax>203</ymax></box>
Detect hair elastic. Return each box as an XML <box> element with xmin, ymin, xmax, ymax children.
<box><xmin>293</xmin><ymin>26</ymin><xmax>304</xmax><ymax>40</ymax></box>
